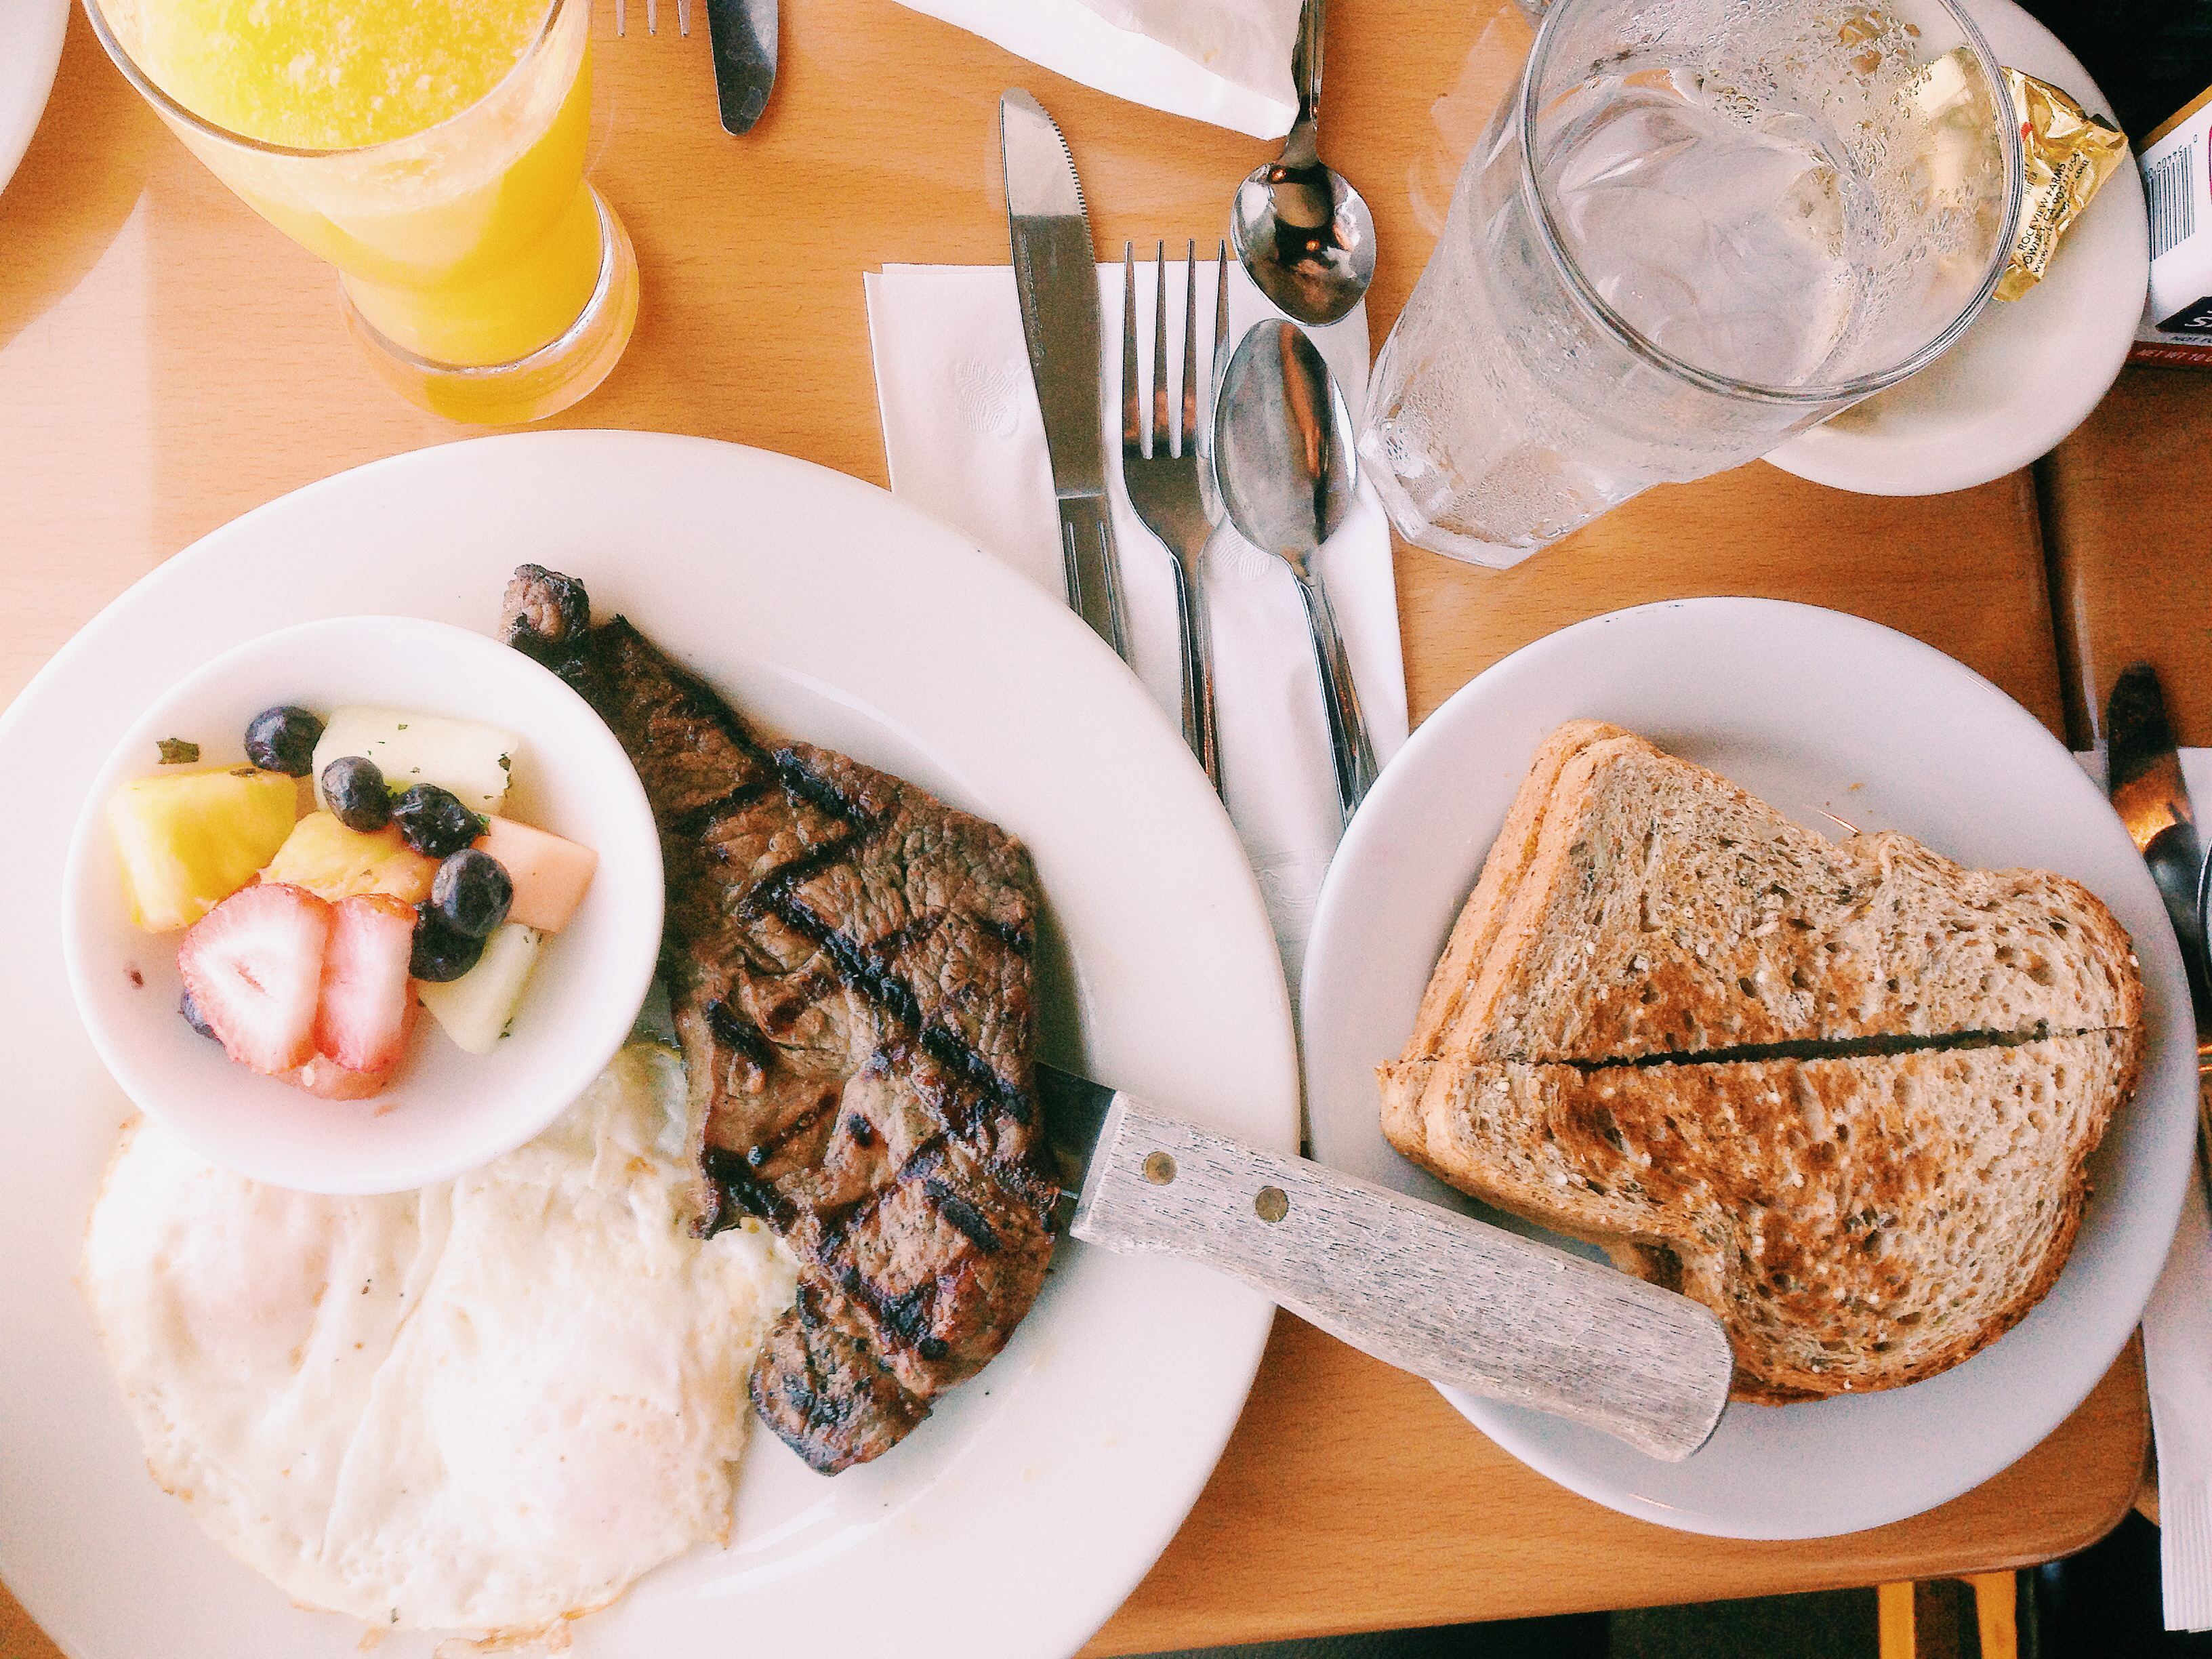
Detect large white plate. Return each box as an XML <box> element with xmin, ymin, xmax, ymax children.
<box><xmin>0</xmin><ymin>0</ymin><xmax>66</xmax><ymax>199</ymax></box>
<box><xmin>1303</xmin><ymin>598</ymin><xmax>2195</xmax><ymax>1540</ymax></box>
<box><xmin>1765</xmin><ymin>0</ymin><xmax>2148</xmax><ymax>497</ymax></box>
<box><xmin>0</xmin><ymin>432</ymin><xmax>1298</xmax><ymax>1657</ymax></box>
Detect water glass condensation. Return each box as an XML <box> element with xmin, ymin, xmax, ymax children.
<box><xmin>1359</xmin><ymin>0</ymin><xmax>2024</xmax><ymax>566</ymax></box>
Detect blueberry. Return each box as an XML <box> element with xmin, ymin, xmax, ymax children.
<box><xmin>321</xmin><ymin>755</ymin><xmax>391</xmax><ymax>832</ymax></box>
<box><xmin>431</xmin><ymin>848</ymin><xmax>512</xmax><ymax>939</ymax></box>
<box><xmin>410</xmin><ymin>904</ymin><xmax>487</xmax><ymax>983</ymax></box>
<box><xmin>243</xmin><ymin>705</ymin><xmax>324</xmax><ymax>775</ymax></box>
<box><xmin>179</xmin><ymin>987</ymin><xmax>220</xmax><ymax>1040</ymax></box>
<box><xmin>390</xmin><ymin>785</ymin><xmax>484</xmax><ymax>859</ymax></box>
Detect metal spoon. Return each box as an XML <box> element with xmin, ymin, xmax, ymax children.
<box><xmin>1229</xmin><ymin>0</ymin><xmax>1376</xmax><ymax>327</ymax></box>
<box><xmin>1213</xmin><ymin>319</ymin><xmax>1377</xmax><ymax>821</ymax></box>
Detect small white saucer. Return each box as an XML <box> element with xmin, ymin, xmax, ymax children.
<box><xmin>1765</xmin><ymin>0</ymin><xmax>2149</xmax><ymax>497</ymax></box>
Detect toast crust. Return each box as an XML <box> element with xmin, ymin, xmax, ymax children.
<box><xmin>1406</xmin><ymin>721</ymin><xmax>1644</xmax><ymax>1057</ymax></box>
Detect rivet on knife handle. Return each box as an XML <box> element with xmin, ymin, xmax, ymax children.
<box><xmin>1069</xmin><ymin>1090</ymin><xmax>1734</xmax><ymax>1462</ymax></box>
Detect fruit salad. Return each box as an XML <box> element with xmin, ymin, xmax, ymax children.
<box><xmin>108</xmin><ymin>702</ymin><xmax>598</xmax><ymax>1099</ymax></box>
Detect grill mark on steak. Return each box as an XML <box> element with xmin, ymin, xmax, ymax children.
<box><xmin>701</xmin><ymin>1145</ymin><xmax>797</xmax><ymax>1231</ymax></box>
<box><xmin>500</xmin><ymin>565</ymin><xmax>1057</xmax><ymax>1474</ymax></box>
<box><xmin>704</xmin><ymin>998</ymin><xmax>777</xmax><ymax>1073</ymax></box>
<box><xmin>773</xmin><ymin>893</ymin><xmax>1036</xmax><ymax>1126</ymax></box>
<box><xmin>672</xmin><ymin>781</ymin><xmax>775</xmax><ymax>837</ymax></box>
<box><xmin>735</xmin><ymin>831</ymin><xmax>871</xmax><ymax>917</ymax></box>
<box><xmin>977</xmin><ymin>915</ymin><xmax>1037</xmax><ymax>956</ymax></box>
<box><xmin>925</xmin><ymin>1179</ymin><xmax>1004</xmax><ymax>1253</ymax></box>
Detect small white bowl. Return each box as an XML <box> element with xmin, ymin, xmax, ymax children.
<box><xmin>62</xmin><ymin>615</ymin><xmax>663</xmax><ymax>1195</ymax></box>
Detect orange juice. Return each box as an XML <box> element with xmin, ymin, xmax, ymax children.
<box><xmin>89</xmin><ymin>0</ymin><xmax>637</xmax><ymax>422</ymax></box>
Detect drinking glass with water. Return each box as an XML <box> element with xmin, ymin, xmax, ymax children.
<box><xmin>1360</xmin><ymin>0</ymin><xmax>2023</xmax><ymax>566</ymax></box>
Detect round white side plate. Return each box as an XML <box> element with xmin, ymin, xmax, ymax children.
<box><xmin>1766</xmin><ymin>0</ymin><xmax>2150</xmax><ymax>497</ymax></box>
<box><xmin>0</xmin><ymin>0</ymin><xmax>66</xmax><ymax>199</ymax></box>
<box><xmin>0</xmin><ymin>432</ymin><xmax>1298</xmax><ymax>1658</ymax></box>
<box><xmin>1302</xmin><ymin>597</ymin><xmax>2194</xmax><ymax>1540</ymax></box>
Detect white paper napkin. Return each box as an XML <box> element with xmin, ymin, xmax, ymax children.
<box><xmin>865</xmin><ymin>259</ymin><xmax>1408</xmax><ymax>991</ymax></box>
<box><xmin>2077</xmin><ymin>745</ymin><xmax>2212</xmax><ymax>1629</ymax></box>
<box><xmin>886</xmin><ymin>0</ymin><xmax>1301</xmax><ymax>138</ymax></box>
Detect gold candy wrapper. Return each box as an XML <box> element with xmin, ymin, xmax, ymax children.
<box><xmin>1996</xmin><ymin>66</ymin><xmax>2128</xmax><ymax>300</ymax></box>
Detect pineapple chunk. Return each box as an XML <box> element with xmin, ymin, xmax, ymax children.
<box><xmin>260</xmin><ymin>812</ymin><xmax>439</xmax><ymax>904</ymax></box>
<box><xmin>106</xmin><ymin>766</ymin><xmax>300</xmax><ymax>931</ymax></box>
<box><xmin>417</xmin><ymin>923</ymin><xmax>545</xmax><ymax>1056</ymax></box>
<box><xmin>312</xmin><ymin>707</ymin><xmax>518</xmax><ymax>817</ymax></box>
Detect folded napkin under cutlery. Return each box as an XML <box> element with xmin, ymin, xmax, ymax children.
<box><xmin>865</xmin><ymin>259</ymin><xmax>1407</xmax><ymax>988</ymax></box>
<box><xmin>2081</xmin><ymin>743</ymin><xmax>2212</xmax><ymax>1630</ymax></box>
<box><xmin>886</xmin><ymin>0</ymin><xmax>1303</xmax><ymax>138</ymax></box>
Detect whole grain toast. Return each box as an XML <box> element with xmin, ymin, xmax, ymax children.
<box><xmin>1382</xmin><ymin>724</ymin><xmax>2146</xmax><ymax>1401</ymax></box>
<box><xmin>1381</xmin><ymin>1035</ymin><xmax>2137</xmax><ymax>1400</ymax></box>
<box><xmin>1421</xmin><ymin>736</ymin><xmax>2140</xmax><ymax>1066</ymax></box>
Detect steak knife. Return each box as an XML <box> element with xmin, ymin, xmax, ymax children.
<box><xmin>1036</xmin><ymin>1063</ymin><xmax>1734</xmax><ymax>1462</ymax></box>
<box><xmin>704</xmin><ymin>0</ymin><xmax>776</xmax><ymax>134</ymax></box>
<box><xmin>2106</xmin><ymin>663</ymin><xmax>2212</xmax><ymax>1182</ymax></box>
<box><xmin>1000</xmin><ymin>90</ymin><xmax>1128</xmax><ymax>660</ymax></box>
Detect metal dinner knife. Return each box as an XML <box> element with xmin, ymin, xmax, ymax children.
<box><xmin>2106</xmin><ymin>663</ymin><xmax>2212</xmax><ymax>1183</ymax></box>
<box><xmin>704</xmin><ymin>0</ymin><xmax>776</xmax><ymax>134</ymax></box>
<box><xmin>1000</xmin><ymin>90</ymin><xmax>1128</xmax><ymax>661</ymax></box>
<box><xmin>1036</xmin><ymin>1063</ymin><xmax>1734</xmax><ymax>1462</ymax></box>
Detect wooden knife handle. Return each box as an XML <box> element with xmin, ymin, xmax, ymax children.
<box><xmin>1069</xmin><ymin>1092</ymin><xmax>1733</xmax><ymax>1462</ymax></box>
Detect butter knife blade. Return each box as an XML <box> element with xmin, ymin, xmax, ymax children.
<box><xmin>2108</xmin><ymin>663</ymin><xmax>2211</xmax><ymax>1024</ymax></box>
<box><xmin>705</xmin><ymin>0</ymin><xmax>775</xmax><ymax>135</ymax></box>
<box><xmin>1033</xmin><ymin>1063</ymin><xmax>1730</xmax><ymax>1462</ymax></box>
<box><xmin>1000</xmin><ymin>89</ymin><xmax>1127</xmax><ymax>659</ymax></box>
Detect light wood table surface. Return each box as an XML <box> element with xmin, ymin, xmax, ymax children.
<box><xmin>0</xmin><ymin>3</ymin><xmax>2161</xmax><ymax>1654</ymax></box>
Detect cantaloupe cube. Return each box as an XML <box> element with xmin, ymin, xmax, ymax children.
<box><xmin>106</xmin><ymin>766</ymin><xmax>300</xmax><ymax>931</ymax></box>
<box><xmin>311</xmin><ymin>707</ymin><xmax>518</xmax><ymax>818</ymax></box>
<box><xmin>261</xmin><ymin>812</ymin><xmax>440</xmax><ymax>905</ymax></box>
<box><xmin>417</xmin><ymin>923</ymin><xmax>544</xmax><ymax>1056</ymax></box>
<box><xmin>473</xmin><ymin>816</ymin><xmax>597</xmax><ymax>932</ymax></box>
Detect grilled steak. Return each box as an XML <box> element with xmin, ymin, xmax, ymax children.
<box><xmin>500</xmin><ymin>566</ymin><xmax>1057</xmax><ymax>1473</ymax></box>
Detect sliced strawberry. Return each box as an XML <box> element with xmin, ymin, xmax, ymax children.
<box><xmin>314</xmin><ymin>893</ymin><xmax>419</xmax><ymax>1073</ymax></box>
<box><xmin>176</xmin><ymin>882</ymin><xmax>332</xmax><ymax>1074</ymax></box>
<box><xmin>287</xmin><ymin>1000</ymin><xmax>418</xmax><ymax>1101</ymax></box>
<box><xmin>287</xmin><ymin>1052</ymin><xmax>389</xmax><ymax>1100</ymax></box>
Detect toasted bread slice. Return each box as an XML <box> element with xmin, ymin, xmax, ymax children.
<box><xmin>1381</xmin><ymin>1033</ymin><xmax>2138</xmax><ymax>1399</ymax></box>
<box><xmin>1425</xmin><ymin>737</ymin><xmax>2140</xmax><ymax>1065</ymax></box>
<box><xmin>1381</xmin><ymin>723</ymin><xmax>2148</xmax><ymax>1401</ymax></box>
<box><xmin>1406</xmin><ymin>720</ymin><xmax>1648</xmax><ymax>1057</ymax></box>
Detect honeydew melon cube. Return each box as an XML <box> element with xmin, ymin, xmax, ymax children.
<box><xmin>417</xmin><ymin>922</ymin><xmax>545</xmax><ymax>1057</ymax></box>
<box><xmin>312</xmin><ymin>707</ymin><xmax>519</xmax><ymax>818</ymax></box>
<box><xmin>106</xmin><ymin>766</ymin><xmax>300</xmax><ymax>931</ymax></box>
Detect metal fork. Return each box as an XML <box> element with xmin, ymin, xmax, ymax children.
<box><xmin>1122</xmin><ymin>240</ymin><xmax>1227</xmax><ymax>790</ymax></box>
<box><xmin>614</xmin><ymin>0</ymin><xmax>691</xmax><ymax>34</ymax></box>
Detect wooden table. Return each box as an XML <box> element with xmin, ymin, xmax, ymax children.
<box><xmin>0</xmin><ymin>3</ymin><xmax>2172</xmax><ymax>1653</ymax></box>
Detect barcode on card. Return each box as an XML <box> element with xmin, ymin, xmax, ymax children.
<box><xmin>2149</xmin><ymin>147</ymin><xmax>2197</xmax><ymax>262</ymax></box>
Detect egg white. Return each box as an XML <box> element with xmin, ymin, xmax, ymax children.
<box><xmin>81</xmin><ymin>1043</ymin><xmax>796</xmax><ymax>1637</ymax></box>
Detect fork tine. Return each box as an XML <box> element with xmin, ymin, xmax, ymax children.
<box><xmin>1152</xmin><ymin>242</ymin><xmax>1170</xmax><ymax>462</ymax></box>
<box><xmin>678</xmin><ymin>0</ymin><xmax>690</xmax><ymax>32</ymax></box>
<box><xmin>1180</xmin><ymin>239</ymin><xmax>1200</xmax><ymax>455</ymax></box>
<box><xmin>615</xmin><ymin>0</ymin><xmax>626</xmax><ymax>35</ymax></box>
<box><xmin>1122</xmin><ymin>243</ymin><xmax>1142</xmax><ymax>455</ymax></box>
<box><xmin>647</xmin><ymin>0</ymin><xmax>657</xmax><ymax>33</ymax></box>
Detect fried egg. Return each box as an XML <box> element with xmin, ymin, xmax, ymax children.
<box><xmin>81</xmin><ymin>1043</ymin><xmax>794</xmax><ymax>1637</ymax></box>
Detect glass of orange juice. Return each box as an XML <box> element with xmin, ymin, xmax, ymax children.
<box><xmin>83</xmin><ymin>0</ymin><xmax>638</xmax><ymax>425</ymax></box>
